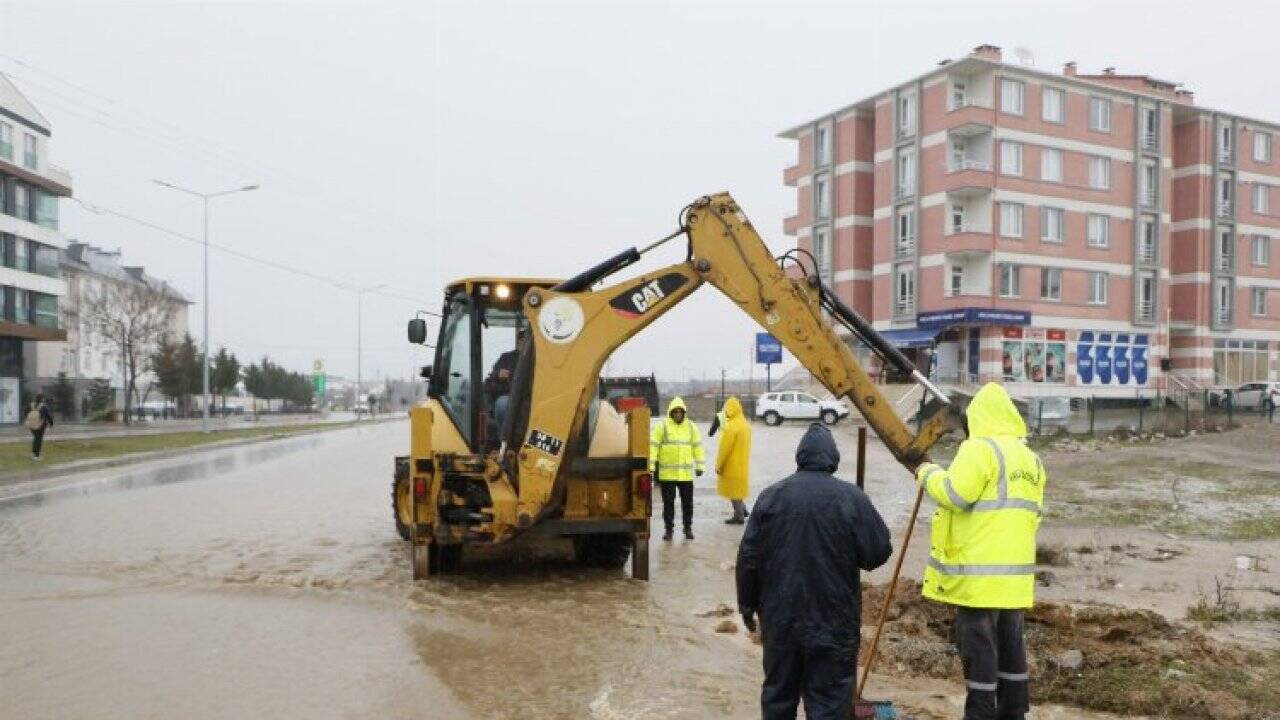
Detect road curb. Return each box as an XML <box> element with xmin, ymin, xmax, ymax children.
<box><xmin>0</xmin><ymin>416</ymin><xmax>405</xmax><ymax>497</ymax></box>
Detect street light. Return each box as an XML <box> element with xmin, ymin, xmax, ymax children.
<box><xmin>355</xmin><ymin>283</ymin><xmax>387</xmax><ymax>419</ymax></box>
<box><xmin>153</xmin><ymin>179</ymin><xmax>259</xmax><ymax>432</ymax></box>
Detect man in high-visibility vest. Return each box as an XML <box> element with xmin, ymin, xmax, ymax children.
<box><xmin>913</xmin><ymin>382</ymin><xmax>1047</xmax><ymax>720</ymax></box>
<box><xmin>649</xmin><ymin>396</ymin><xmax>705</xmax><ymax>541</ymax></box>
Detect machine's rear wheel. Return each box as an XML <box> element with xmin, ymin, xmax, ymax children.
<box><xmin>392</xmin><ymin>476</ymin><xmax>412</xmax><ymax>541</ymax></box>
<box><xmin>411</xmin><ymin>542</ymin><xmax>431</xmax><ymax>580</ymax></box>
<box><xmin>573</xmin><ymin>533</ymin><xmax>633</xmax><ymax>569</ymax></box>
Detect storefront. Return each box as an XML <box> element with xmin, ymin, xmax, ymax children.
<box><xmin>999</xmin><ymin>327</ymin><xmax>1068</xmax><ymax>384</ymax></box>
<box><xmin>1213</xmin><ymin>339</ymin><xmax>1270</xmax><ymax>385</ymax></box>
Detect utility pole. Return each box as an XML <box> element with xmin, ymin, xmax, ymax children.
<box><xmin>154</xmin><ymin>180</ymin><xmax>259</xmax><ymax>432</ymax></box>
<box><xmin>356</xmin><ymin>284</ymin><xmax>387</xmax><ymax>419</ymax></box>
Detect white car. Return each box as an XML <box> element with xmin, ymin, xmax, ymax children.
<box><xmin>1212</xmin><ymin>381</ymin><xmax>1280</xmax><ymax>410</ymax></box>
<box><xmin>755</xmin><ymin>391</ymin><xmax>850</xmax><ymax>426</ymax></box>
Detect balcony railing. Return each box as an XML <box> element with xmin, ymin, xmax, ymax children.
<box><xmin>951</xmin><ymin>223</ymin><xmax>990</xmax><ymax>235</ymax></box>
<box><xmin>897</xmin><ymin>122</ymin><xmax>916</xmax><ymax>139</ymax></box>
<box><xmin>895</xmin><ymin>184</ymin><xmax>915</xmax><ymax>200</ymax></box>
<box><xmin>1215</xmin><ymin>306</ymin><xmax>1233</xmax><ymax>325</ymax></box>
<box><xmin>894</xmin><ymin>299</ymin><xmax>916</xmax><ymax>316</ymax></box>
<box><xmin>949</xmin><ymin>158</ymin><xmax>992</xmax><ymax>172</ymax></box>
<box><xmin>1139</xmin><ymin>190</ymin><xmax>1157</xmax><ymax>208</ymax></box>
<box><xmin>1219</xmin><ymin>149</ymin><xmax>1234</xmax><ymax>164</ymax></box>
<box><xmin>1217</xmin><ymin>200</ymin><xmax>1233</xmax><ymax>218</ymax></box>
<box><xmin>1216</xmin><ymin>253</ymin><xmax>1235</xmax><ymax>273</ymax></box>
<box><xmin>894</xmin><ymin>237</ymin><xmax>916</xmax><ymax>259</ymax></box>
<box><xmin>1141</xmin><ymin>131</ymin><xmax>1159</xmax><ymax>152</ymax></box>
<box><xmin>1136</xmin><ymin>301</ymin><xmax>1155</xmax><ymax>323</ymax></box>
<box><xmin>1138</xmin><ymin>244</ymin><xmax>1157</xmax><ymax>265</ymax></box>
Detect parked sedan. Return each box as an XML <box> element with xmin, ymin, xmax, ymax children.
<box><xmin>1209</xmin><ymin>382</ymin><xmax>1280</xmax><ymax>410</ymax></box>
<box><xmin>755</xmin><ymin>391</ymin><xmax>851</xmax><ymax>426</ymax></box>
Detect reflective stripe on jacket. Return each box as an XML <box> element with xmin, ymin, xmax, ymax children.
<box><xmin>916</xmin><ymin>383</ymin><xmax>1046</xmax><ymax>609</ymax></box>
<box><xmin>649</xmin><ymin>396</ymin><xmax>705</xmax><ymax>482</ymax></box>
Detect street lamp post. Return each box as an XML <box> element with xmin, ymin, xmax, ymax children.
<box><xmin>356</xmin><ymin>284</ymin><xmax>387</xmax><ymax>419</ymax></box>
<box><xmin>153</xmin><ymin>180</ymin><xmax>259</xmax><ymax>432</ymax></box>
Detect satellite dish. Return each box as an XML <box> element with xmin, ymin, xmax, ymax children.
<box><xmin>1014</xmin><ymin>47</ymin><xmax>1035</xmax><ymax>66</ymax></box>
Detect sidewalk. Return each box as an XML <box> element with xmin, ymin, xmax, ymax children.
<box><xmin>0</xmin><ymin>411</ymin><xmax>387</xmax><ymax>444</ymax></box>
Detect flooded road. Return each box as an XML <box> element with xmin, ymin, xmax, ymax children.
<box><xmin>0</xmin><ymin>419</ymin><xmax>923</xmax><ymax>719</ymax></box>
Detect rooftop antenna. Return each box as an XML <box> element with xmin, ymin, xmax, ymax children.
<box><xmin>1014</xmin><ymin>47</ymin><xmax>1035</xmax><ymax>66</ymax></box>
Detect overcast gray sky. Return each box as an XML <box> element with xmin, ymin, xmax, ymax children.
<box><xmin>2</xmin><ymin>0</ymin><xmax>1278</xmax><ymax>383</ymax></box>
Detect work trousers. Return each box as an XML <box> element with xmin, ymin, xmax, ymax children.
<box><xmin>761</xmin><ymin>643</ymin><xmax>855</xmax><ymax>720</ymax></box>
<box><xmin>30</xmin><ymin>427</ymin><xmax>45</xmax><ymax>458</ymax></box>
<box><xmin>954</xmin><ymin>608</ymin><xmax>1029</xmax><ymax>720</ymax></box>
<box><xmin>658</xmin><ymin>480</ymin><xmax>693</xmax><ymax>531</ymax></box>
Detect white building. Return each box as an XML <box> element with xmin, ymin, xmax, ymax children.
<box><xmin>0</xmin><ymin>72</ymin><xmax>72</xmax><ymax>423</ymax></box>
<box><xmin>33</xmin><ymin>242</ymin><xmax>190</xmax><ymax>414</ymax></box>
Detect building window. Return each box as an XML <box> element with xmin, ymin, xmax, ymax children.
<box><xmin>22</xmin><ymin>133</ymin><xmax>37</xmax><ymax>170</ymax></box>
<box><xmin>1220</xmin><ymin>123</ymin><xmax>1234</xmax><ymax>162</ymax></box>
<box><xmin>1255</xmin><ymin>131</ymin><xmax>1273</xmax><ymax>163</ymax></box>
<box><xmin>14</xmin><ymin>289</ymin><xmax>29</xmax><ymax>323</ymax></box>
<box><xmin>1001</xmin><ymin>330</ymin><xmax>1067</xmax><ymax>383</ymax></box>
<box><xmin>1041</xmin><ymin>207</ymin><xmax>1065</xmax><ymax>243</ymax></box>
<box><xmin>1000</xmin><ymin>78</ymin><xmax>1024</xmax><ymax>115</ymax></box>
<box><xmin>951</xmin><ymin>79</ymin><xmax>968</xmax><ymax>110</ymax></box>
<box><xmin>1000</xmin><ymin>141</ymin><xmax>1023</xmax><ymax>176</ymax></box>
<box><xmin>1088</xmin><ymin>156</ymin><xmax>1111</xmax><ymax>189</ymax></box>
<box><xmin>1218</xmin><ymin>173</ymin><xmax>1234</xmax><ymax>215</ymax></box>
<box><xmin>1252</xmin><ymin>288</ymin><xmax>1268</xmax><ymax>317</ymax></box>
<box><xmin>1140</xmin><ymin>161</ymin><xmax>1158</xmax><ymax>207</ymax></box>
<box><xmin>1254</xmin><ymin>184</ymin><xmax>1270</xmax><ymax>214</ymax></box>
<box><xmin>13</xmin><ymin>185</ymin><xmax>30</xmax><ymax>221</ymax></box>
<box><xmin>0</xmin><ymin>122</ymin><xmax>11</xmax><ymax>160</ymax></box>
<box><xmin>950</xmin><ymin>265</ymin><xmax>963</xmax><ymax>296</ymax></box>
<box><xmin>13</xmin><ymin>238</ymin><xmax>29</xmax><ymax>272</ymax></box>
<box><xmin>896</xmin><ymin>209</ymin><xmax>915</xmax><ymax>247</ymax></box>
<box><xmin>898</xmin><ymin>92</ymin><xmax>916</xmax><ymax>137</ymax></box>
<box><xmin>1042</xmin><ymin>87</ymin><xmax>1066</xmax><ymax>123</ymax></box>
<box><xmin>1089</xmin><ymin>97</ymin><xmax>1112</xmax><ymax>132</ymax></box>
<box><xmin>896</xmin><ymin>151</ymin><xmax>916</xmax><ymax>197</ymax></box>
<box><xmin>998</xmin><ymin>263</ymin><xmax>1021</xmax><ymax>298</ymax></box>
<box><xmin>815</xmin><ymin>124</ymin><xmax>831</xmax><ymax>166</ymax></box>
<box><xmin>1041</xmin><ymin>148</ymin><xmax>1063</xmax><ymax>182</ymax></box>
<box><xmin>814</xmin><ymin>174</ymin><xmax>830</xmax><ymax>218</ymax></box>
<box><xmin>1140</xmin><ymin>217</ymin><xmax>1158</xmax><ymax>264</ymax></box>
<box><xmin>1088</xmin><ymin>272</ymin><xmax>1109</xmax><ymax>305</ymax></box>
<box><xmin>1138</xmin><ymin>272</ymin><xmax>1156</xmax><ymax>321</ymax></box>
<box><xmin>1040</xmin><ymin>267</ymin><xmax>1062</xmax><ymax>301</ymax></box>
<box><xmin>895</xmin><ymin>264</ymin><xmax>915</xmax><ymax>313</ymax></box>
<box><xmin>32</xmin><ymin>294</ymin><xmax>57</xmax><ymax>329</ymax></box>
<box><xmin>950</xmin><ymin>204</ymin><xmax>965</xmax><ymax>233</ymax></box>
<box><xmin>999</xmin><ymin>203</ymin><xmax>1024</xmax><ymax>238</ymax></box>
<box><xmin>1216</xmin><ymin>279</ymin><xmax>1233</xmax><ymax>323</ymax></box>
<box><xmin>813</xmin><ymin>228</ymin><xmax>832</xmax><ymax>282</ymax></box>
<box><xmin>33</xmin><ymin>190</ymin><xmax>58</xmax><ymax>230</ymax></box>
<box><xmin>1087</xmin><ymin>213</ymin><xmax>1110</xmax><ymax>248</ymax></box>
<box><xmin>1142</xmin><ymin>107</ymin><xmax>1160</xmax><ymax>150</ymax></box>
<box><xmin>1253</xmin><ymin>234</ymin><xmax>1271</xmax><ymax>266</ymax></box>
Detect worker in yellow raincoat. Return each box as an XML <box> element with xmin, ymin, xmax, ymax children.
<box><xmin>913</xmin><ymin>382</ymin><xmax>1047</xmax><ymax>720</ymax></box>
<box><xmin>714</xmin><ymin>397</ymin><xmax>752</xmax><ymax>525</ymax></box>
<box><xmin>649</xmin><ymin>396</ymin><xmax>705</xmax><ymax>541</ymax></box>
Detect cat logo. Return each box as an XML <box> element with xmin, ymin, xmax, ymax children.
<box><xmin>609</xmin><ymin>273</ymin><xmax>688</xmax><ymax>319</ymax></box>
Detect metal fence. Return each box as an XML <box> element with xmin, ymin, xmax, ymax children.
<box><xmin>1023</xmin><ymin>389</ymin><xmax>1277</xmax><ymax>437</ymax></box>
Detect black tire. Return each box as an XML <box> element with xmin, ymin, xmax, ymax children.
<box><xmin>573</xmin><ymin>533</ymin><xmax>632</xmax><ymax>569</ymax></box>
<box><xmin>763</xmin><ymin>410</ymin><xmax>782</xmax><ymax>427</ymax></box>
<box><xmin>821</xmin><ymin>409</ymin><xmax>839</xmax><ymax>426</ymax></box>
<box><xmin>392</xmin><ymin>475</ymin><xmax>411</xmax><ymax>541</ymax></box>
<box><xmin>431</xmin><ymin>543</ymin><xmax>463</xmax><ymax>574</ymax></box>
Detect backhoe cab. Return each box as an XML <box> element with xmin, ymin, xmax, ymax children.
<box><xmin>392</xmin><ymin>193</ymin><xmax>953</xmax><ymax>581</ymax></box>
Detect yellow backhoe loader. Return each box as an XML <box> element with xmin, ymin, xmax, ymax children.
<box><xmin>392</xmin><ymin>192</ymin><xmax>953</xmax><ymax>580</ymax></box>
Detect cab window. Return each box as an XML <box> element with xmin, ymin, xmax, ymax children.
<box><xmin>434</xmin><ymin>294</ymin><xmax>474</xmax><ymax>444</ymax></box>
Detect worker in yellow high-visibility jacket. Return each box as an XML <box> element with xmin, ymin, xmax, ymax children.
<box><xmin>913</xmin><ymin>382</ymin><xmax>1047</xmax><ymax>720</ymax></box>
<box><xmin>649</xmin><ymin>396</ymin><xmax>705</xmax><ymax>541</ymax></box>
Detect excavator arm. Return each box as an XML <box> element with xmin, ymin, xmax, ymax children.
<box><xmin>506</xmin><ymin>192</ymin><xmax>951</xmax><ymax>528</ymax></box>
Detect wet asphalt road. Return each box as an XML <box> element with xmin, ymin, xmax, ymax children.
<box><xmin>0</xmin><ymin>419</ymin><xmax>922</xmax><ymax>720</ymax></box>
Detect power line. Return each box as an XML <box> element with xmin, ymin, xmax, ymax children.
<box><xmin>70</xmin><ymin>196</ymin><xmax>435</xmax><ymax>303</ymax></box>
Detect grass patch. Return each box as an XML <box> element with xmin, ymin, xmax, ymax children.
<box><xmin>1225</xmin><ymin>515</ymin><xmax>1280</xmax><ymax>540</ymax></box>
<box><xmin>0</xmin><ymin>422</ymin><xmax>358</xmax><ymax>475</ymax></box>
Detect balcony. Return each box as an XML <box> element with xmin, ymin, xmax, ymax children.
<box><xmin>1141</xmin><ymin>131</ymin><xmax>1160</xmax><ymax>152</ymax></box>
<box><xmin>895</xmin><ymin>184</ymin><xmax>916</xmax><ymax>201</ymax></box>
<box><xmin>894</xmin><ymin>236</ymin><xmax>916</xmax><ymax>260</ymax></box>
<box><xmin>1215</xmin><ymin>305</ymin><xmax>1233</xmax><ymax>326</ymax></box>
<box><xmin>1217</xmin><ymin>200</ymin><xmax>1233</xmax><ymax>218</ymax></box>
<box><xmin>1136</xmin><ymin>300</ymin><xmax>1155</xmax><ymax>323</ymax></box>
<box><xmin>894</xmin><ymin>299</ymin><xmax>916</xmax><ymax>317</ymax></box>
<box><xmin>1219</xmin><ymin>149</ymin><xmax>1234</xmax><ymax>165</ymax></box>
<box><xmin>1216</xmin><ymin>252</ymin><xmax>1235</xmax><ymax>273</ymax></box>
<box><xmin>1139</xmin><ymin>190</ymin><xmax>1157</xmax><ymax>208</ymax></box>
<box><xmin>1138</xmin><ymin>243</ymin><xmax>1158</xmax><ymax>265</ymax></box>
<box><xmin>948</xmin><ymin>158</ymin><xmax>992</xmax><ymax>173</ymax></box>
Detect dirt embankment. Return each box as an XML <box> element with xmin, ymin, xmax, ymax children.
<box><xmin>859</xmin><ymin>581</ymin><xmax>1280</xmax><ymax>720</ymax></box>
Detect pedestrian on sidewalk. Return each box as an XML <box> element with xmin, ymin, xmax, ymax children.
<box><xmin>26</xmin><ymin>394</ymin><xmax>54</xmax><ymax>461</ymax></box>
<box><xmin>648</xmin><ymin>396</ymin><xmax>704</xmax><ymax>541</ymax></box>
<box><xmin>912</xmin><ymin>382</ymin><xmax>1047</xmax><ymax>720</ymax></box>
<box><xmin>714</xmin><ymin>396</ymin><xmax>752</xmax><ymax>524</ymax></box>
<box><xmin>736</xmin><ymin>423</ymin><xmax>893</xmax><ymax>720</ymax></box>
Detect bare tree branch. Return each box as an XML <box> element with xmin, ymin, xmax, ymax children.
<box><xmin>81</xmin><ymin>281</ymin><xmax>180</xmax><ymax>424</ymax></box>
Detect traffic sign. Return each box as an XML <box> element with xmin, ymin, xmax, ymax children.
<box><xmin>313</xmin><ymin>373</ymin><xmax>327</xmax><ymax>394</ymax></box>
<box><xmin>755</xmin><ymin>333</ymin><xmax>782</xmax><ymax>365</ymax></box>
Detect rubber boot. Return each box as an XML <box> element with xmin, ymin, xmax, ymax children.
<box><xmin>684</xmin><ymin>527</ymin><xmax>695</xmax><ymax>540</ymax></box>
<box><xmin>662</xmin><ymin>528</ymin><xmax>673</xmax><ymax>541</ymax></box>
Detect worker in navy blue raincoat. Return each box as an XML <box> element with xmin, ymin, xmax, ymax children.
<box><xmin>735</xmin><ymin>423</ymin><xmax>893</xmax><ymax>720</ymax></box>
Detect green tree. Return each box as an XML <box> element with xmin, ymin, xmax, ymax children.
<box><xmin>151</xmin><ymin>333</ymin><xmax>201</xmax><ymax>416</ymax></box>
<box><xmin>43</xmin><ymin>372</ymin><xmax>76</xmax><ymax>420</ymax></box>
<box><xmin>211</xmin><ymin>347</ymin><xmax>241</xmax><ymax>415</ymax></box>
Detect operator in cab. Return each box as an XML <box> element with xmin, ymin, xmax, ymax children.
<box><xmin>912</xmin><ymin>382</ymin><xmax>1047</xmax><ymax>720</ymax></box>
<box><xmin>648</xmin><ymin>396</ymin><xmax>705</xmax><ymax>541</ymax></box>
<box><xmin>736</xmin><ymin>423</ymin><xmax>892</xmax><ymax>719</ymax></box>
<box><xmin>487</xmin><ymin>324</ymin><xmax>528</xmax><ymax>438</ymax></box>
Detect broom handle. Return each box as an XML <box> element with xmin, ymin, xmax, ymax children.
<box><xmin>856</xmin><ymin>481</ymin><xmax>926</xmax><ymax>699</ymax></box>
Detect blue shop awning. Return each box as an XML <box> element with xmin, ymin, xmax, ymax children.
<box><xmin>878</xmin><ymin>327</ymin><xmax>941</xmax><ymax>349</ymax></box>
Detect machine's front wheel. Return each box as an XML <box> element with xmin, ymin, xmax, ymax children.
<box><xmin>573</xmin><ymin>533</ymin><xmax>633</xmax><ymax>569</ymax></box>
<box><xmin>411</xmin><ymin>542</ymin><xmax>431</xmax><ymax>580</ymax></box>
<box><xmin>392</xmin><ymin>476</ymin><xmax>412</xmax><ymax>541</ymax></box>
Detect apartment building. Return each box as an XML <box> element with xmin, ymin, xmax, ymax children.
<box><xmin>32</xmin><ymin>242</ymin><xmax>190</xmax><ymax>414</ymax></box>
<box><xmin>0</xmin><ymin>72</ymin><xmax>71</xmax><ymax>421</ymax></box>
<box><xmin>781</xmin><ymin>44</ymin><xmax>1280</xmax><ymax>395</ymax></box>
